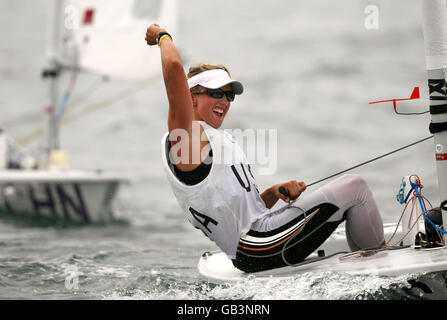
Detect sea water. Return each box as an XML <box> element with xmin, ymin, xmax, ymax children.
<box><xmin>0</xmin><ymin>0</ymin><xmax>444</xmax><ymax>300</ymax></box>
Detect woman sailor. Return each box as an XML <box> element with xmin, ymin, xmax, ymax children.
<box><xmin>146</xmin><ymin>24</ymin><xmax>385</xmax><ymax>272</ymax></box>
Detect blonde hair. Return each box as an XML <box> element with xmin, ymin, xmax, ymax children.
<box><xmin>187</xmin><ymin>62</ymin><xmax>231</xmax><ymax>80</ymax></box>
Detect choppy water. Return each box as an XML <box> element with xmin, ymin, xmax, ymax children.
<box><xmin>1</xmin><ymin>0</ymin><xmax>446</xmax><ymax>300</ymax></box>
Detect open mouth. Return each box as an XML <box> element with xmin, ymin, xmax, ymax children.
<box><xmin>212</xmin><ymin>107</ymin><xmax>225</xmax><ymax>118</ymax></box>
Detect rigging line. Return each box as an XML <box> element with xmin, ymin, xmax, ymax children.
<box><xmin>62</xmin><ymin>75</ymin><xmax>105</xmax><ymax>117</ymax></box>
<box><xmin>56</xmin><ymin>70</ymin><xmax>78</xmax><ymax>122</ymax></box>
<box><xmin>386</xmin><ymin>195</ymin><xmax>433</xmax><ymax>247</ymax></box>
<box><xmin>15</xmin><ymin>77</ymin><xmax>156</xmax><ymax>147</ymax></box>
<box><xmin>61</xmin><ymin>77</ymin><xmax>154</xmax><ymax>126</ymax></box>
<box><xmin>394</xmin><ymin>110</ymin><xmax>430</xmax><ymax>115</ymax></box>
<box><xmin>307</xmin><ymin>135</ymin><xmax>434</xmax><ymax>188</ymax></box>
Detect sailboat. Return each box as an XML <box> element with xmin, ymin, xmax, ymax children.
<box><xmin>198</xmin><ymin>0</ymin><xmax>447</xmax><ymax>285</ymax></box>
<box><xmin>0</xmin><ymin>0</ymin><xmax>178</xmax><ymax>223</ymax></box>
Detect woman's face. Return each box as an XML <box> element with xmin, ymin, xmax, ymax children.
<box><xmin>192</xmin><ymin>84</ymin><xmax>232</xmax><ymax>129</ymax></box>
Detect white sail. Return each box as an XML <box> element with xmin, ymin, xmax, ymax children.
<box><xmin>62</xmin><ymin>0</ymin><xmax>178</xmax><ymax>80</ymax></box>
<box><xmin>421</xmin><ymin>0</ymin><xmax>447</xmax><ymax>70</ymax></box>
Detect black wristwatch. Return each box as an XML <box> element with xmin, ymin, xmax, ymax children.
<box><xmin>156</xmin><ymin>31</ymin><xmax>172</xmax><ymax>47</ymax></box>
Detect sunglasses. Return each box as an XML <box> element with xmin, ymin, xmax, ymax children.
<box><xmin>194</xmin><ymin>88</ymin><xmax>236</xmax><ymax>102</ymax></box>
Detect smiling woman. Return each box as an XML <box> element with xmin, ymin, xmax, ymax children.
<box><xmin>188</xmin><ymin>68</ymin><xmax>243</xmax><ymax>129</ymax></box>
<box><xmin>145</xmin><ymin>22</ymin><xmax>385</xmax><ymax>274</ymax></box>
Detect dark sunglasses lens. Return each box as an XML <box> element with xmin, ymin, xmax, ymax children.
<box><xmin>208</xmin><ymin>89</ymin><xmax>225</xmax><ymax>99</ymax></box>
<box><xmin>208</xmin><ymin>89</ymin><xmax>235</xmax><ymax>102</ymax></box>
<box><xmin>225</xmin><ymin>92</ymin><xmax>235</xmax><ymax>102</ymax></box>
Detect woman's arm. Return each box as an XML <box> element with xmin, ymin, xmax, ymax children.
<box><xmin>145</xmin><ymin>24</ymin><xmax>192</xmax><ymax>133</ymax></box>
<box><xmin>261</xmin><ymin>180</ymin><xmax>307</xmax><ymax>209</ymax></box>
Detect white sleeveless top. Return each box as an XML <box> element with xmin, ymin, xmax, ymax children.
<box><xmin>161</xmin><ymin>121</ymin><xmax>271</xmax><ymax>258</ymax></box>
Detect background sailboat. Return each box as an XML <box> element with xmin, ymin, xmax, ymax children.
<box><xmin>0</xmin><ymin>0</ymin><xmax>178</xmax><ymax>223</ymax></box>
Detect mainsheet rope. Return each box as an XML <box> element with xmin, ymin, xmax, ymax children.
<box><xmin>306</xmin><ymin>135</ymin><xmax>434</xmax><ymax>188</ymax></box>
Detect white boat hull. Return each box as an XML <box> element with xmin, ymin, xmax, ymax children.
<box><xmin>198</xmin><ymin>223</ymin><xmax>447</xmax><ymax>283</ymax></box>
<box><xmin>0</xmin><ymin>169</ymin><xmax>128</xmax><ymax>223</ymax></box>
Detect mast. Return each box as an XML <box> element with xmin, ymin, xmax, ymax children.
<box><xmin>42</xmin><ymin>0</ymin><xmax>63</xmax><ymax>169</ymax></box>
<box><xmin>421</xmin><ymin>0</ymin><xmax>447</xmax><ymax>238</ymax></box>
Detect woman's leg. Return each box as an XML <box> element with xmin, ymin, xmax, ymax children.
<box><xmin>319</xmin><ymin>174</ymin><xmax>385</xmax><ymax>251</ymax></box>
<box><xmin>233</xmin><ymin>174</ymin><xmax>384</xmax><ymax>272</ymax></box>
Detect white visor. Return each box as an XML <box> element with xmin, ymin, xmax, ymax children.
<box><xmin>187</xmin><ymin>69</ymin><xmax>243</xmax><ymax>95</ymax></box>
